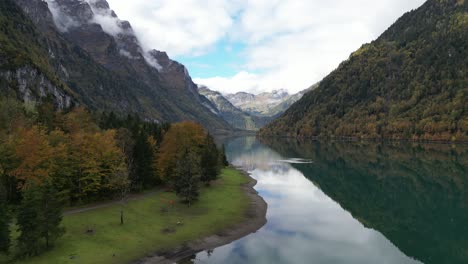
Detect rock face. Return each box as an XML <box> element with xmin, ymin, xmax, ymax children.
<box><xmin>4</xmin><ymin>0</ymin><xmax>232</xmax><ymax>132</ymax></box>
<box><xmin>198</xmin><ymin>86</ymin><xmax>258</xmax><ymax>131</ymax></box>
<box><xmin>225</xmin><ymin>89</ymin><xmax>310</xmax><ymax>119</ymax></box>
<box><xmin>0</xmin><ymin>66</ymin><xmax>74</xmax><ymax>109</ymax></box>
<box><xmin>226</xmin><ymin>90</ymin><xmax>290</xmax><ymax>116</ymax></box>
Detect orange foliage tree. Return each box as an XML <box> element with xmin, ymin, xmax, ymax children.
<box><xmin>156</xmin><ymin>121</ymin><xmax>206</xmax><ymax>183</ymax></box>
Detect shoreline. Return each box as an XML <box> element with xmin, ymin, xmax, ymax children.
<box><xmin>134</xmin><ymin>167</ymin><xmax>268</xmax><ymax>264</ymax></box>
<box><xmin>257</xmin><ymin>135</ymin><xmax>468</xmax><ymax>145</ymax></box>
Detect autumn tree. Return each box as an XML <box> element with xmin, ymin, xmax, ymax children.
<box><xmin>12</xmin><ymin>126</ymin><xmax>55</xmax><ymax>189</ymax></box>
<box><xmin>71</xmin><ymin>130</ymin><xmax>127</xmax><ymax>202</ymax></box>
<box><xmin>157</xmin><ymin>122</ymin><xmax>206</xmax><ymax>184</ymax></box>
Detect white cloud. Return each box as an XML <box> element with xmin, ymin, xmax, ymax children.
<box><xmin>45</xmin><ymin>0</ymin><xmax>80</xmax><ymax>32</ymax></box>
<box><xmin>106</xmin><ymin>0</ymin><xmax>243</xmax><ymax>56</ymax></box>
<box><xmin>86</xmin><ymin>0</ymin><xmax>124</xmax><ymax>36</ymax></box>
<box><xmin>107</xmin><ymin>0</ymin><xmax>426</xmax><ymax>94</ymax></box>
<box><xmin>194</xmin><ymin>71</ymin><xmax>261</xmax><ymax>95</ymax></box>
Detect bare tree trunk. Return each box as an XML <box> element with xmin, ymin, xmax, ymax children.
<box><xmin>120</xmin><ymin>208</ymin><xmax>124</xmax><ymax>225</ymax></box>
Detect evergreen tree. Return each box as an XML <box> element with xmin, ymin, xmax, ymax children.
<box><xmin>133</xmin><ymin>131</ymin><xmax>157</xmax><ymax>189</ymax></box>
<box><xmin>0</xmin><ymin>184</ymin><xmax>10</xmax><ymax>253</ymax></box>
<box><xmin>174</xmin><ymin>150</ymin><xmax>200</xmax><ymax>206</ymax></box>
<box><xmin>17</xmin><ymin>183</ymin><xmax>65</xmax><ymax>256</ymax></box>
<box><xmin>200</xmin><ymin>134</ymin><xmax>220</xmax><ymax>185</ymax></box>
<box><xmin>16</xmin><ymin>186</ymin><xmax>42</xmax><ymax>257</ymax></box>
<box><xmin>40</xmin><ymin>183</ymin><xmax>65</xmax><ymax>249</ymax></box>
<box><xmin>219</xmin><ymin>144</ymin><xmax>229</xmax><ymax>167</ymax></box>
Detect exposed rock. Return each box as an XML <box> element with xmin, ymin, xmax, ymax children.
<box><xmin>0</xmin><ymin>66</ymin><xmax>74</xmax><ymax>109</ymax></box>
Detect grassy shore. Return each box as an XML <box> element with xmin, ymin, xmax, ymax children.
<box><xmin>1</xmin><ymin>168</ymin><xmax>250</xmax><ymax>264</ymax></box>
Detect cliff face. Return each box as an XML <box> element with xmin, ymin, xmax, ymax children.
<box><xmin>0</xmin><ymin>66</ymin><xmax>73</xmax><ymax>109</ymax></box>
<box><xmin>198</xmin><ymin>86</ymin><xmax>258</xmax><ymax>131</ymax></box>
<box><xmin>260</xmin><ymin>0</ymin><xmax>467</xmax><ymax>141</ymax></box>
<box><xmin>3</xmin><ymin>0</ymin><xmax>232</xmax><ymax>131</ymax></box>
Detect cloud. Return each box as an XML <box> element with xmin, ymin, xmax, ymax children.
<box><xmin>86</xmin><ymin>0</ymin><xmax>125</xmax><ymax>36</ymax></box>
<box><xmin>107</xmin><ymin>0</ymin><xmax>426</xmax><ymax>93</ymax></box>
<box><xmin>45</xmin><ymin>0</ymin><xmax>80</xmax><ymax>32</ymax></box>
<box><xmin>106</xmin><ymin>0</ymin><xmax>244</xmax><ymax>56</ymax></box>
<box><xmin>194</xmin><ymin>71</ymin><xmax>260</xmax><ymax>94</ymax></box>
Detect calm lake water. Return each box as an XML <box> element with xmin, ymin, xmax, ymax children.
<box><xmin>181</xmin><ymin>136</ymin><xmax>468</xmax><ymax>264</ymax></box>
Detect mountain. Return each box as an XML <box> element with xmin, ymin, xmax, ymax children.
<box><xmin>260</xmin><ymin>0</ymin><xmax>467</xmax><ymax>142</ymax></box>
<box><xmin>198</xmin><ymin>86</ymin><xmax>259</xmax><ymax>130</ymax></box>
<box><xmin>0</xmin><ymin>0</ymin><xmax>232</xmax><ymax>132</ymax></box>
<box><xmin>226</xmin><ymin>89</ymin><xmax>291</xmax><ymax>117</ymax></box>
<box><xmin>199</xmin><ymin>87</ymin><xmax>311</xmax><ymax>131</ymax></box>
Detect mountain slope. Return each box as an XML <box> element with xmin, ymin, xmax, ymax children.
<box><xmin>198</xmin><ymin>86</ymin><xmax>258</xmax><ymax>130</ymax></box>
<box><xmin>2</xmin><ymin>0</ymin><xmax>232</xmax><ymax>132</ymax></box>
<box><xmin>0</xmin><ymin>0</ymin><xmax>76</xmax><ymax>108</ymax></box>
<box><xmin>260</xmin><ymin>0</ymin><xmax>467</xmax><ymax>141</ymax></box>
<box><xmin>226</xmin><ymin>89</ymin><xmax>291</xmax><ymax>117</ymax></box>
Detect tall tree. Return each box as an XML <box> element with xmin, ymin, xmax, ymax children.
<box><xmin>0</xmin><ymin>184</ymin><xmax>10</xmax><ymax>253</ymax></box>
<box><xmin>157</xmin><ymin>122</ymin><xmax>206</xmax><ymax>184</ymax></box>
<box><xmin>200</xmin><ymin>134</ymin><xmax>220</xmax><ymax>185</ymax></box>
<box><xmin>174</xmin><ymin>149</ymin><xmax>201</xmax><ymax>206</ymax></box>
<box><xmin>219</xmin><ymin>144</ymin><xmax>228</xmax><ymax>167</ymax></box>
<box><xmin>40</xmin><ymin>183</ymin><xmax>65</xmax><ymax>249</ymax></box>
<box><xmin>16</xmin><ymin>186</ymin><xmax>42</xmax><ymax>257</ymax></box>
<box><xmin>12</xmin><ymin>126</ymin><xmax>55</xmax><ymax>189</ymax></box>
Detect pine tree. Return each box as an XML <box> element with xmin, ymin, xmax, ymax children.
<box><xmin>200</xmin><ymin>134</ymin><xmax>220</xmax><ymax>185</ymax></box>
<box><xmin>40</xmin><ymin>183</ymin><xmax>65</xmax><ymax>249</ymax></box>
<box><xmin>0</xmin><ymin>185</ymin><xmax>10</xmax><ymax>253</ymax></box>
<box><xmin>133</xmin><ymin>131</ymin><xmax>157</xmax><ymax>189</ymax></box>
<box><xmin>17</xmin><ymin>183</ymin><xmax>65</xmax><ymax>256</ymax></box>
<box><xmin>219</xmin><ymin>144</ymin><xmax>229</xmax><ymax>167</ymax></box>
<box><xmin>16</xmin><ymin>186</ymin><xmax>42</xmax><ymax>257</ymax></box>
<box><xmin>174</xmin><ymin>150</ymin><xmax>200</xmax><ymax>206</ymax></box>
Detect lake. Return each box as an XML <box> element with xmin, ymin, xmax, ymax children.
<box><xmin>181</xmin><ymin>136</ymin><xmax>468</xmax><ymax>264</ymax></box>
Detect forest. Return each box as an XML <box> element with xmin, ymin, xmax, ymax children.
<box><xmin>260</xmin><ymin>0</ymin><xmax>467</xmax><ymax>141</ymax></box>
<box><xmin>0</xmin><ymin>98</ymin><xmax>227</xmax><ymax>258</ymax></box>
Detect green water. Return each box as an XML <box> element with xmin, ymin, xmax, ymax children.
<box><xmin>186</xmin><ymin>137</ymin><xmax>468</xmax><ymax>264</ymax></box>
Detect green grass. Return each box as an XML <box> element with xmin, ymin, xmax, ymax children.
<box><xmin>1</xmin><ymin>168</ymin><xmax>250</xmax><ymax>264</ymax></box>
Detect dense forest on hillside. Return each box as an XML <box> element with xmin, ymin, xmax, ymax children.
<box><xmin>260</xmin><ymin>0</ymin><xmax>467</xmax><ymax>141</ymax></box>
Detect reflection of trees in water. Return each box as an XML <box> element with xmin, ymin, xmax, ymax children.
<box><xmin>261</xmin><ymin>137</ymin><xmax>468</xmax><ymax>264</ymax></box>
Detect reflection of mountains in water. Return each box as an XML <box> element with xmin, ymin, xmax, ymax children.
<box><xmin>260</xmin><ymin>138</ymin><xmax>468</xmax><ymax>264</ymax></box>
<box><xmin>225</xmin><ymin>137</ymin><xmax>289</xmax><ymax>172</ymax></box>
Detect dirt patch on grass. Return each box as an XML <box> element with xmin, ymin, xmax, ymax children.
<box><xmin>134</xmin><ymin>167</ymin><xmax>268</xmax><ymax>264</ymax></box>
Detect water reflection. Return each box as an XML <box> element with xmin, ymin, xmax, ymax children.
<box><xmin>182</xmin><ymin>136</ymin><xmax>466</xmax><ymax>264</ymax></box>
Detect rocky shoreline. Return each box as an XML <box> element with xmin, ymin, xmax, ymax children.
<box><xmin>134</xmin><ymin>167</ymin><xmax>268</xmax><ymax>264</ymax></box>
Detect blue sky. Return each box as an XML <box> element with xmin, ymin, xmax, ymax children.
<box><xmin>107</xmin><ymin>0</ymin><xmax>426</xmax><ymax>94</ymax></box>
<box><xmin>177</xmin><ymin>41</ymin><xmax>248</xmax><ymax>79</ymax></box>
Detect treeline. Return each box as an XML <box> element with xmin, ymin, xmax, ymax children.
<box><xmin>0</xmin><ymin>98</ymin><xmax>227</xmax><ymax>257</ymax></box>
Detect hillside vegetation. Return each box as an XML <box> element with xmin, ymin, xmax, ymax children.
<box><xmin>260</xmin><ymin>0</ymin><xmax>467</xmax><ymax>141</ymax></box>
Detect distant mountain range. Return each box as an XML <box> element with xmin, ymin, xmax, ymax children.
<box><xmin>0</xmin><ymin>0</ymin><xmax>231</xmax><ymax>132</ymax></box>
<box><xmin>260</xmin><ymin>0</ymin><xmax>467</xmax><ymax>142</ymax></box>
<box><xmin>198</xmin><ymin>86</ymin><xmax>313</xmax><ymax>131</ymax></box>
